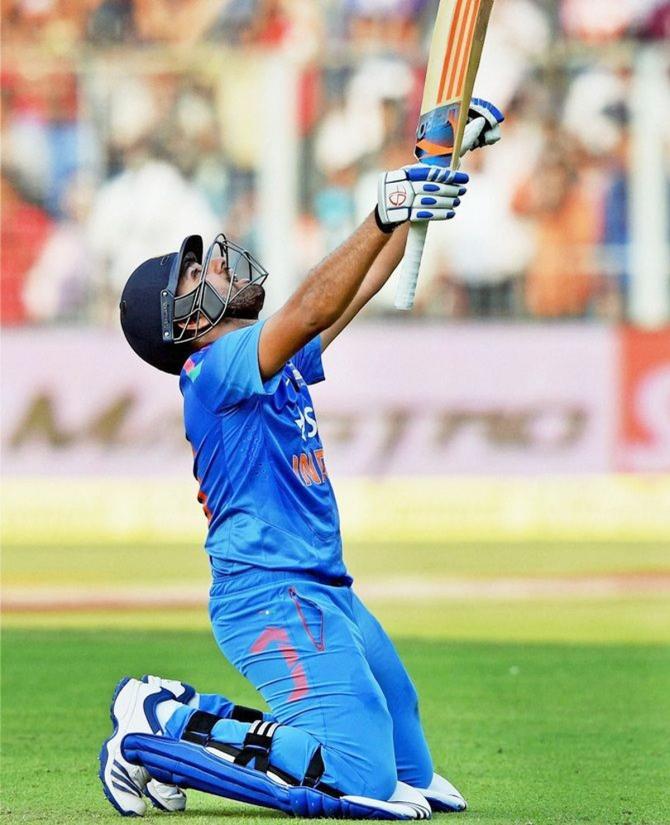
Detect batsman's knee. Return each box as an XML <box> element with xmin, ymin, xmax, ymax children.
<box><xmin>352</xmin><ymin>757</ymin><xmax>397</xmax><ymax>802</ymax></box>
<box><xmin>331</xmin><ymin>697</ymin><xmax>397</xmax><ymax>800</ymax></box>
<box><xmin>165</xmin><ymin>704</ymin><xmax>399</xmax><ymax>799</ymax></box>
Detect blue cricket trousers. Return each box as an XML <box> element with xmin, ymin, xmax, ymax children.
<box><xmin>195</xmin><ymin>566</ymin><xmax>434</xmax><ymax>799</ymax></box>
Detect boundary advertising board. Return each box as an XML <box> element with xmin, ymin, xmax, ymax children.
<box><xmin>1</xmin><ymin>323</ymin><xmax>636</xmax><ymax>477</ymax></box>
<box><xmin>617</xmin><ymin>327</ymin><xmax>670</xmax><ymax>472</ymax></box>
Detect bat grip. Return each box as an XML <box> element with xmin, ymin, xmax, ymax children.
<box><xmin>395</xmin><ymin>222</ymin><xmax>428</xmax><ymax>311</ymax></box>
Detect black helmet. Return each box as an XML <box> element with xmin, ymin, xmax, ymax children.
<box><xmin>120</xmin><ymin>235</ymin><xmax>201</xmax><ymax>375</ymax></box>
<box><xmin>120</xmin><ymin>233</ymin><xmax>268</xmax><ymax>375</ymax></box>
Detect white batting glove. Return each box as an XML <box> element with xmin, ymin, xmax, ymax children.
<box><xmin>376</xmin><ymin>166</ymin><xmax>469</xmax><ymax>233</ymax></box>
<box><xmin>460</xmin><ymin>99</ymin><xmax>504</xmax><ymax>156</ymax></box>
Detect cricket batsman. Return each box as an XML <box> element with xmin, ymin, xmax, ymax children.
<box><xmin>102</xmin><ymin>100</ymin><xmax>503</xmax><ymax>819</ymax></box>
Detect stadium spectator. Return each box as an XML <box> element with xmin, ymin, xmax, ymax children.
<box><xmin>86</xmin><ymin>0</ymin><xmax>137</xmax><ymax>44</ymax></box>
<box><xmin>2</xmin><ymin>69</ymin><xmax>97</xmax><ymax>217</ymax></box>
<box><xmin>22</xmin><ymin>175</ymin><xmax>94</xmax><ymax>324</ymax></box>
<box><xmin>86</xmin><ymin>153</ymin><xmax>220</xmax><ymax>321</ymax></box>
<box><xmin>634</xmin><ymin>0</ymin><xmax>670</xmax><ymax>38</ymax></box>
<box><xmin>0</xmin><ymin>0</ymin><xmax>664</xmax><ymax>325</ymax></box>
<box><xmin>344</xmin><ymin>0</ymin><xmax>426</xmax><ymax>56</ymax></box>
<box><xmin>202</xmin><ymin>0</ymin><xmax>309</xmax><ymax>47</ymax></box>
<box><xmin>513</xmin><ymin>139</ymin><xmax>602</xmax><ymax>318</ymax></box>
<box><xmin>560</xmin><ymin>0</ymin><xmax>636</xmax><ymax>42</ymax></box>
<box><xmin>475</xmin><ymin>0</ymin><xmax>552</xmax><ymax>113</ymax></box>
<box><xmin>2</xmin><ymin>0</ymin><xmax>87</xmax><ymax>49</ymax></box>
<box><xmin>417</xmin><ymin>113</ymin><xmax>538</xmax><ymax>318</ymax></box>
<box><xmin>597</xmin><ymin>104</ymin><xmax>632</xmax><ymax>320</ymax></box>
<box><xmin>1</xmin><ymin>171</ymin><xmax>54</xmax><ymax>325</ymax></box>
<box><xmin>313</xmin><ymin>165</ymin><xmax>358</xmax><ymax>251</ymax></box>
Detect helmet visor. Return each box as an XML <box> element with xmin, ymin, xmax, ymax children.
<box><xmin>162</xmin><ymin>233</ymin><xmax>268</xmax><ymax>345</ymax></box>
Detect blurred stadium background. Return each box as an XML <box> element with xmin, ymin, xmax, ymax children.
<box><xmin>2</xmin><ymin>1</ymin><xmax>670</xmax><ymax>822</ymax></box>
<box><xmin>3</xmin><ymin>0</ymin><xmax>670</xmax><ymax>608</ymax></box>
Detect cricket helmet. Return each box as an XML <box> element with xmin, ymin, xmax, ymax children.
<box><xmin>120</xmin><ymin>233</ymin><xmax>269</xmax><ymax>375</ymax></box>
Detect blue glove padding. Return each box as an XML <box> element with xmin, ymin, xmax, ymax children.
<box><xmin>376</xmin><ymin>166</ymin><xmax>469</xmax><ymax>230</ymax></box>
<box><xmin>415</xmin><ymin>97</ymin><xmax>504</xmax><ymax>167</ymax></box>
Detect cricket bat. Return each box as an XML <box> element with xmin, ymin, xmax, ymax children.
<box><xmin>395</xmin><ymin>0</ymin><xmax>495</xmax><ymax>310</ymax></box>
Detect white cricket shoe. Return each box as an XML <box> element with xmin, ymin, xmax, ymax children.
<box><xmin>140</xmin><ymin>673</ymin><xmax>195</xmax><ymax>703</ymax></box>
<box><xmin>418</xmin><ymin>772</ymin><xmax>467</xmax><ymax>813</ymax></box>
<box><xmin>99</xmin><ymin>676</ymin><xmax>187</xmax><ymax>816</ymax></box>
<box><xmin>145</xmin><ymin>779</ymin><xmax>187</xmax><ymax>813</ymax></box>
<box><xmin>140</xmin><ymin>675</ymin><xmax>194</xmax><ymax>812</ymax></box>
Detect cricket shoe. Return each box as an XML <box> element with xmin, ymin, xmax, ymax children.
<box><xmin>99</xmin><ymin>676</ymin><xmax>187</xmax><ymax>816</ymax></box>
<box><xmin>145</xmin><ymin>779</ymin><xmax>187</xmax><ymax>813</ymax></box>
<box><xmin>418</xmin><ymin>773</ymin><xmax>467</xmax><ymax>813</ymax></box>
<box><xmin>140</xmin><ymin>675</ymin><xmax>196</xmax><ymax>812</ymax></box>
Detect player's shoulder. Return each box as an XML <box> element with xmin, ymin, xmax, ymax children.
<box><xmin>179</xmin><ymin>321</ymin><xmax>268</xmax><ymax>400</ymax></box>
<box><xmin>181</xmin><ymin>323</ymin><xmax>261</xmax><ymax>376</ymax></box>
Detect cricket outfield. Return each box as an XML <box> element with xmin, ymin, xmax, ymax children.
<box><xmin>2</xmin><ymin>479</ymin><xmax>670</xmax><ymax>824</ymax></box>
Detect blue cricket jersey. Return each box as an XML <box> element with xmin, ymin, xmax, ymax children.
<box><xmin>179</xmin><ymin>321</ymin><xmax>350</xmax><ymax>583</ymax></box>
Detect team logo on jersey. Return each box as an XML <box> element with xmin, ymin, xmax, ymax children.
<box><xmin>294</xmin><ymin>405</ymin><xmax>318</xmax><ymax>441</ymax></box>
<box><xmin>292</xmin><ymin>449</ymin><xmax>328</xmax><ymax>486</ymax></box>
<box><xmin>291</xmin><ymin>366</ymin><xmax>305</xmax><ymax>387</ymax></box>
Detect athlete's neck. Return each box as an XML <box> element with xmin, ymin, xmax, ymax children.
<box><xmin>192</xmin><ymin>317</ymin><xmax>257</xmax><ymax>349</ymax></box>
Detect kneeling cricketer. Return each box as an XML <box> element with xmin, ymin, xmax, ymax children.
<box><xmin>102</xmin><ymin>100</ymin><xmax>503</xmax><ymax>818</ymax></box>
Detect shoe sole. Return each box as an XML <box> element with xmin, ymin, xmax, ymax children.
<box><xmin>144</xmin><ymin>784</ymin><xmax>171</xmax><ymax>812</ymax></box>
<box><xmin>98</xmin><ymin>676</ymin><xmax>139</xmax><ymax>817</ymax></box>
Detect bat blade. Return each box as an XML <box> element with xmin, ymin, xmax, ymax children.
<box><xmin>395</xmin><ymin>0</ymin><xmax>494</xmax><ymax>311</ymax></box>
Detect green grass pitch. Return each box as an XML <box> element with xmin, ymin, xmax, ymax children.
<box><xmin>2</xmin><ymin>628</ymin><xmax>669</xmax><ymax>825</ymax></box>
<box><xmin>2</xmin><ymin>535</ymin><xmax>670</xmax><ymax>824</ymax></box>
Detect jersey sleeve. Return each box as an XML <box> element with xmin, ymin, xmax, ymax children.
<box><xmin>292</xmin><ymin>335</ymin><xmax>325</xmax><ymax>386</ymax></box>
<box><xmin>188</xmin><ymin>321</ymin><xmax>282</xmax><ymax>412</ymax></box>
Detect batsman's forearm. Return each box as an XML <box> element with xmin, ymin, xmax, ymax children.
<box><xmin>319</xmin><ymin>223</ymin><xmax>409</xmax><ymax>351</ymax></box>
<box><xmin>360</xmin><ymin>222</ymin><xmax>409</xmax><ymax>299</ymax></box>
<box><xmin>288</xmin><ymin>212</ymin><xmax>390</xmax><ymax>331</ymax></box>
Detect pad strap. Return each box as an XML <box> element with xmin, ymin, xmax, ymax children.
<box><xmin>182</xmin><ymin>713</ymin><xmax>339</xmax><ymax>798</ymax></box>
<box><xmin>182</xmin><ymin>710</ymin><xmax>219</xmax><ymax>747</ymax></box>
<box><xmin>234</xmin><ymin>720</ymin><xmax>279</xmax><ymax>773</ymax></box>
<box><xmin>303</xmin><ymin>747</ymin><xmax>342</xmax><ymax>798</ymax></box>
<box><xmin>231</xmin><ymin>704</ymin><xmax>265</xmax><ymax>723</ymax></box>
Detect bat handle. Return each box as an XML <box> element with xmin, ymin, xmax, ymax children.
<box><xmin>395</xmin><ymin>221</ymin><xmax>428</xmax><ymax>311</ymax></box>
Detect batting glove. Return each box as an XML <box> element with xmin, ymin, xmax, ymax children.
<box><xmin>376</xmin><ymin>165</ymin><xmax>469</xmax><ymax>232</ymax></box>
<box><xmin>460</xmin><ymin>99</ymin><xmax>504</xmax><ymax>156</ymax></box>
<box><xmin>414</xmin><ymin>98</ymin><xmax>504</xmax><ymax>167</ymax></box>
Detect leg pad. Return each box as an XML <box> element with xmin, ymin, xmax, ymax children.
<box><xmin>121</xmin><ymin>734</ymin><xmax>428</xmax><ymax>819</ymax></box>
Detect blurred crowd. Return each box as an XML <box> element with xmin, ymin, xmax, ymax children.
<box><xmin>2</xmin><ymin>0</ymin><xmax>669</xmax><ymax>325</ymax></box>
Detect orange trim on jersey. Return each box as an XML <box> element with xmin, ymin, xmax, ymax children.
<box><xmin>195</xmin><ymin>477</ymin><xmax>213</xmax><ymax>522</ymax></box>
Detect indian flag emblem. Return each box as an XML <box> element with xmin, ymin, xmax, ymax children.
<box><xmin>184</xmin><ymin>357</ymin><xmax>202</xmax><ymax>381</ymax></box>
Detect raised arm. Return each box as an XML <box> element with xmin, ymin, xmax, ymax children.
<box><xmin>258</xmin><ymin>100</ymin><xmax>504</xmax><ymax>377</ymax></box>
<box><xmin>320</xmin><ymin>223</ymin><xmax>409</xmax><ymax>351</ymax></box>
<box><xmin>320</xmin><ymin>164</ymin><xmax>468</xmax><ymax>350</ymax></box>
<box><xmin>321</xmin><ymin>101</ymin><xmax>506</xmax><ymax>349</ymax></box>
<box><xmin>258</xmin><ymin>165</ymin><xmax>467</xmax><ymax>380</ymax></box>
<box><xmin>258</xmin><ymin>211</ymin><xmax>390</xmax><ymax>379</ymax></box>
